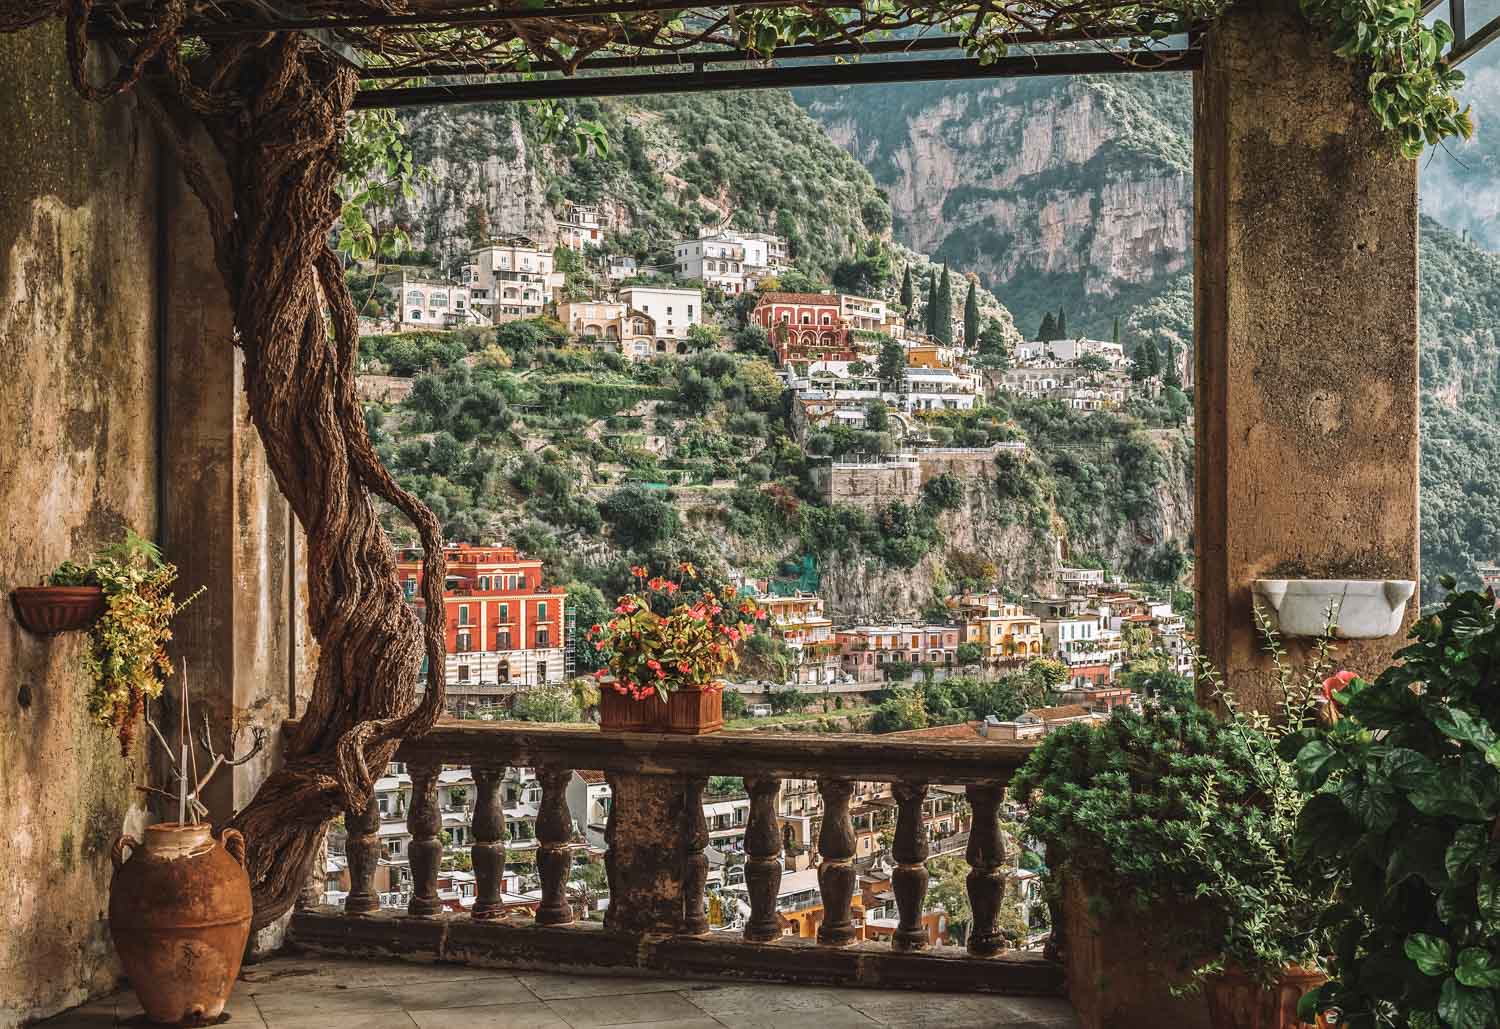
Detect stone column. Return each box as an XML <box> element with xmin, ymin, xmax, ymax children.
<box><xmin>158</xmin><ymin>132</ymin><xmax>311</xmax><ymax>822</ymax></box>
<box><xmin>1194</xmin><ymin>0</ymin><xmax>1419</xmax><ymax>710</ymax></box>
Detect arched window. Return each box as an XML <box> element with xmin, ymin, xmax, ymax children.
<box><xmin>430</xmin><ymin>291</ymin><xmax>449</xmax><ymax>309</ymax></box>
<box><xmin>410</xmin><ymin>310</ymin><xmax>422</xmax><ymax>320</ymax></box>
<box><xmin>405</xmin><ymin>289</ymin><xmax>424</xmax><ymax>305</ymax></box>
<box><xmin>801</xmin><ymin>314</ymin><xmax>811</xmax><ymax>324</ymax></box>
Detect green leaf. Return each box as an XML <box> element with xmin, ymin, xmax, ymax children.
<box><xmin>1479</xmin><ymin>869</ymin><xmax>1500</xmax><ymax>921</ymax></box>
<box><xmin>1407</xmin><ymin>933</ymin><xmax>1453</xmax><ymax>977</ymax></box>
<box><xmin>1439</xmin><ymin>975</ymin><xmax>1497</xmax><ymax>1029</ymax></box>
<box><xmin>1432</xmin><ymin>706</ymin><xmax>1497</xmax><ymax>750</ymax></box>
<box><xmin>1385</xmin><ymin>747</ymin><xmax>1438</xmax><ymax>790</ymax></box>
<box><xmin>1446</xmin><ymin>825</ymin><xmax>1489</xmax><ymax>883</ymax></box>
<box><xmin>1456</xmin><ymin>949</ymin><xmax>1500</xmax><ymax>989</ymax></box>
<box><xmin>1341</xmin><ymin>777</ymin><xmax>1398</xmax><ymax>831</ymax></box>
<box><xmin>1296</xmin><ymin>739</ymin><xmax>1343</xmax><ymax>787</ymax></box>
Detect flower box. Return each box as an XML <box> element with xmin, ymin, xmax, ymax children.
<box><xmin>10</xmin><ymin>586</ymin><xmax>106</xmax><ymax>634</ymax></box>
<box><xmin>599</xmin><ymin>688</ymin><xmax>663</xmax><ymax>732</ymax></box>
<box><xmin>661</xmin><ymin>684</ymin><xmax>723</xmax><ymax>735</ymax></box>
<box><xmin>1252</xmin><ymin>579</ymin><xmax>1415</xmax><ymax>639</ymax></box>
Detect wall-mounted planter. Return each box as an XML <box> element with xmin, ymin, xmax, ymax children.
<box><xmin>11</xmin><ymin>586</ymin><xmax>106</xmax><ymax>635</ymax></box>
<box><xmin>1252</xmin><ymin>579</ymin><xmax>1416</xmax><ymax>639</ymax></box>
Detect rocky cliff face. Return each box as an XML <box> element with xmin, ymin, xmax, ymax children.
<box><xmin>396</xmin><ymin>106</ymin><xmax>554</xmax><ymax>269</ymax></box>
<box><xmin>798</xmin><ymin>74</ymin><xmax>1193</xmax><ymax>339</ymax></box>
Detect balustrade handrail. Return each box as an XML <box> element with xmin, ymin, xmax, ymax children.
<box><xmin>309</xmin><ymin>720</ymin><xmax>1037</xmax><ymax>785</ymax></box>
<box><xmin>303</xmin><ymin>717</ymin><xmax>1056</xmax><ymax>994</ymax></box>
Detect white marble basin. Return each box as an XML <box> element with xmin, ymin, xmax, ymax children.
<box><xmin>1252</xmin><ymin>578</ymin><xmax>1416</xmax><ymax>639</ymax></box>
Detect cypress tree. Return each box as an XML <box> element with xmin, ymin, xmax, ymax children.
<box><xmin>1038</xmin><ymin>312</ymin><xmax>1057</xmax><ymax>342</ymax></box>
<box><xmin>899</xmin><ymin>265</ymin><xmax>914</xmax><ymax>310</ymax></box>
<box><xmin>1111</xmin><ymin>315</ymin><xmax>1120</xmax><ymax>344</ymax></box>
<box><xmin>963</xmin><ymin>280</ymin><xmax>979</xmax><ymax>347</ymax></box>
<box><xmin>924</xmin><ymin>271</ymin><xmax>939</xmax><ymax>338</ymax></box>
<box><xmin>1056</xmin><ymin>307</ymin><xmax>1067</xmax><ymax>339</ymax></box>
<box><xmin>934</xmin><ymin>264</ymin><xmax>954</xmax><ymax>345</ymax></box>
<box><xmin>1163</xmin><ymin>340</ymin><xmax>1183</xmax><ymax>388</ymax></box>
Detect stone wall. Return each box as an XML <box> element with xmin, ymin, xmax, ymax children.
<box><xmin>0</xmin><ymin>24</ymin><xmax>161</xmax><ymax>1026</ymax></box>
<box><xmin>813</xmin><ymin>460</ymin><xmax>922</xmax><ymax>512</ymax></box>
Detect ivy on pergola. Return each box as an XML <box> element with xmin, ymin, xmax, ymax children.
<box><xmin>0</xmin><ymin>0</ymin><xmax>1475</xmax><ymax>931</ymax></box>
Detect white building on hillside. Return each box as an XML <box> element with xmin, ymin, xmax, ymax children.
<box><xmin>382</xmin><ymin>269</ymin><xmax>484</xmax><ymax>330</ymax></box>
<box><xmin>559</xmin><ymin>202</ymin><xmax>604</xmax><ymax>252</ymax></box>
<box><xmin>618</xmin><ymin>286</ymin><xmax>702</xmax><ymax>342</ymax></box>
<box><xmin>673</xmin><ymin>233</ymin><xmax>749</xmax><ymax>294</ymax></box>
<box><xmin>464</xmin><ymin>237</ymin><xmax>566</xmax><ymax>322</ymax></box>
<box><xmin>896</xmin><ymin>367</ymin><xmax>979</xmax><ymax>412</ymax></box>
<box><xmin>1014</xmin><ymin>337</ymin><xmax>1127</xmax><ymax>367</ymax></box>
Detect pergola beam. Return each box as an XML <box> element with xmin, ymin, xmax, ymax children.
<box><xmin>354</xmin><ymin>27</ymin><xmax>1166</xmax><ymax>79</ymax></box>
<box><xmin>352</xmin><ymin>48</ymin><xmax>1198</xmax><ymax>109</ymax></box>
<box><xmin>1450</xmin><ymin>12</ymin><xmax>1500</xmax><ymax>65</ymax></box>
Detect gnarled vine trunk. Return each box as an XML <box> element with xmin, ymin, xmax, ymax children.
<box><xmin>3</xmin><ymin>1</ymin><xmax>450</xmax><ymax>931</ymax></box>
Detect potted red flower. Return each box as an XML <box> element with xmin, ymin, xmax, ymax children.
<box><xmin>590</xmin><ymin>564</ymin><xmax>763</xmax><ymax>734</ymax></box>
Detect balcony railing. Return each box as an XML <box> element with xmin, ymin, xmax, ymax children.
<box><xmin>291</xmin><ymin>721</ymin><xmax>1059</xmax><ymax>997</ymax></box>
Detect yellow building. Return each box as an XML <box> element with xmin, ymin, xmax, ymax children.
<box><xmin>949</xmin><ymin>593</ymin><xmax>1046</xmax><ymax>661</ymax></box>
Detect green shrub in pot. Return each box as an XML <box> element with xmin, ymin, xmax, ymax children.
<box><xmin>1012</xmin><ymin>622</ymin><xmax>1337</xmax><ymax>991</ymax></box>
<box><xmin>1286</xmin><ymin>583</ymin><xmax>1500</xmax><ymax>1029</ymax></box>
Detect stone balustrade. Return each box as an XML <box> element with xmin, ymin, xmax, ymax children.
<box><xmin>290</xmin><ymin>721</ymin><xmax>1061</xmax><ymax>996</ymax></box>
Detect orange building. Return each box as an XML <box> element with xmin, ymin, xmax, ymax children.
<box><xmin>394</xmin><ymin>544</ymin><xmax>567</xmax><ymax>688</ymax></box>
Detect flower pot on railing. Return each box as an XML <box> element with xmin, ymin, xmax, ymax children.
<box><xmin>10</xmin><ymin>585</ymin><xmax>106</xmax><ymax>634</ymax></box>
<box><xmin>662</xmin><ymin>683</ymin><xmax>723</xmax><ymax>735</ymax></box>
<box><xmin>1207</xmin><ymin>966</ymin><xmax>1340</xmax><ymax>1029</ymax></box>
<box><xmin>598</xmin><ymin>687</ymin><xmax>662</xmax><ymax>732</ymax></box>
<box><xmin>109</xmin><ymin>822</ymin><xmax>252</xmax><ymax>1025</ymax></box>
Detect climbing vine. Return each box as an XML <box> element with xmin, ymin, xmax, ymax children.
<box><xmin>1300</xmin><ymin>0</ymin><xmax>1474</xmax><ymax>157</ymax></box>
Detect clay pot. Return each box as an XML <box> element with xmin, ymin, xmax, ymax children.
<box><xmin>10</xmin><ymin>586</ymin><xmax>106</xmax><ymax>634</ymax></box>
<box><xmin>1207</xmin><ymin>965</ymin><xmax>1338</xmax><ymax>1029</ymax></box>
<box><xmin>599</xmin><ymin>687</ymin><xmax>662</xmax><ymax>731</ymax></box>
<box><xmin>661</xmin><ymin>684</ymin><xmax>724</xmax><ymax>735</ymax></box>
<box><xmin>109</xmin><ymin>823</ymin><xmax>252</xmax><ymax>1025</ymax></box>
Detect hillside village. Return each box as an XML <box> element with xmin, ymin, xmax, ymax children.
<box><xmin>338</xmin><ymin>188</ymin><xmax>1198</xmax><ymax>942</ymax></box>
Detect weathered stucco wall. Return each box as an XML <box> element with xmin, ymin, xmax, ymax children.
<box><xmin>0</xmin><ymin>23</ymin><xmax>161</xmax><ymax>1027</ymax></box>
<box><xmin>1194</xmin><ymin>0</ymin><xmax>1420</xmax><ymax>709</ymax></box>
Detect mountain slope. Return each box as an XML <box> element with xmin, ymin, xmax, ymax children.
<box><xmin>796</xmin><ymin>74</ymin><xmax>1193</xmax><ymax>341</ymax></box>
<box><xmin>798</xmin><ymin>67</ymin><xmax>1500</xmax><ymax>592</ymax></box>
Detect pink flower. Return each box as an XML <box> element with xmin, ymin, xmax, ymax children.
<box><xmin>1321</xmin><ymin>669</ymin><xmax>1357</xmax><ymax>705</ymax></box>
<box><xmin>677</xmin><ymin>661</ymin><xmax>691</xmax><ymax>674</ymax></box>
<box><xmin>647</xmin><ymin>659</ymin><xmax>661</xmax><ymax>670</ymax></box>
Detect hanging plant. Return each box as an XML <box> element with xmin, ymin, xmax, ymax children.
<box><xmin>1298</xmin><ymin>0</ymin><xmax>1474</xmax><ymax>157</ymax></box>
<box><xmin>46</xmin><ymin>530</ymin><xmax>203</xmax><ymax>754</ymax></box>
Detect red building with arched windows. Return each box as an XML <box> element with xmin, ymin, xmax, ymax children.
<box><xmin>395</xmin><ymin>544</ymin><xmax>567</xmax><ymax>690</ymax></box>
<box><xmin>750</xmin><ymin>292</ymin><xmax>860</xmax><ymax>367</ymax></box>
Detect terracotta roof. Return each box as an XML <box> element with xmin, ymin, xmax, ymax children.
<box><xmin>883</xmin><ymin>721</ymin><xmax>985</xmax><ymax>741</ymax></box>
<box><xmin>575</xmin><ymin>770</ymin><xmax>607</xmax><ymax>784</ymax></box>
<box><xmin>1025</xmin><ymin>705</ymin><xmax>1092</xmax><ymax>722</ymax></box>
<box><xmin>756</xmin><ymin>291</ymin><xmax>841</xmax><ymax>305</ymax></box>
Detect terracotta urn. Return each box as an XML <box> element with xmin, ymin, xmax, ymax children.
<box><xmin>1207</xmin><ymin>965</ymin><xmax>1339</xmax><ymax>1029</ymax></box>
<box><xmin>10</xmin><ymin>585</ymin><xmax>105</xmax><ymax>634</ymax></box>
<box><xmin>109</xmin><ymin>822</ymin><xmax>252</xmax><ymax>1025</ymax></box>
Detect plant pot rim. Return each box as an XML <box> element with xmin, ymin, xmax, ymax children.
<box><xmin>13</xmin><ymin>584</ymin><xmax>104</xmax><ymax>595</ymax></box>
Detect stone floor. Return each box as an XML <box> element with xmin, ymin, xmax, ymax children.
<box><xmin>43</xmin><ymin>955</ymin><xmax>1080</xmax><ymax>1029</ymax></box>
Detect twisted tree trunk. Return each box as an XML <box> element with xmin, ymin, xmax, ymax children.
<box><xmin>4</xmin><ymin>3</ymin><xmax>451</xmax><ymax>931</ymax></box>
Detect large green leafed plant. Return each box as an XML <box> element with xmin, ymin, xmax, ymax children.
<box><xmin>1286</xmin><ymin>584</ymin><xmax>1500</xmax><ymax>1028</ymax></box>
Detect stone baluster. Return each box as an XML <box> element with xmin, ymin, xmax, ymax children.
<box><xmin>964</xmin><ymin>783</ymin><xmax>1008</xmax><ymax>956</ymax></box>
<box><xmin>742</xmin><ymin>776</ymin><xmax>784</xmax><ymax>943</ymax></box>
<box><xmin>891</xmin><ymin>780</ymin><xmax>930</xmax><ymax>952</ymax></box>
<box><xmin>407</xmin><ymin>760</ymin><xmax>443</xmax><ymax>916</ymax></box>
<box><xmin>816</xmin><ymin>777</ymin><xmax>857</xmax><ymax>946</ymax></box>
<box><xmin>471</xmin><ymin>765</ymin><xmax>507</xmax><ymax>921</ymax></box>
<box><xmin>343</xmin><ymin>788</ymin><xmax>381</xmax><ymax>915</ymax></box>
<box><xmin>682</xmin><ymin>776</ymin><xmax>710</xmax><ymax>935</ymax></box>
<box><xmin>535</xmin><ymin>766</ymin><xmax>575</xmax><ymax>925</ymax></box>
